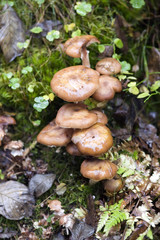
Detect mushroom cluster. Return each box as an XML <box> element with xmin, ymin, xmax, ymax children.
<box><xmin>37</xmin><ymin>35</ymin><xmax>123</xmax><ymax>193</ymax></box>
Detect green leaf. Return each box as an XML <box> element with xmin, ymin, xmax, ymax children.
<box><xmin>74</xmin><ymin>1</ymin><xmax>92</xmax><ymax>16</ymax></box>
<box><xmin>130</xmin><ymin>0</ymin><xmax>145</xmax><ymax>9</ymax></box>
<box><xmin>128</xmin><ymin>82</ymin><xmax>136</xmax><ymax>87</ymax></box>
<box><xmin>118</xmin><ymin>75</ymin><xmax>126</xmax><ymax>81</ymax></box>
<box><xmin>32</xmin><ymin>120</ymin><xmax>41</xmax><ymax>126</ymax></box>
<box><xmin>147</xmin><ymin>228</ymin><xmax>153</xmax><ymax>240</ymax></box>
<box><xmin>121</xmin><ymin>61</ymin><xmax>131</xmax><ymax>72</ymax></box>
<box><xmin>46</xmin><ymin>30</ymin><xmax>60</xmax><ymax>41</ymax></box>
<box><xmin>71</xmin><ymin>29</ymin><xmax>81</xmax><ymax>38</ymax></box>
<box><xmin>122</xmin><ymin>169</ymin><xmax>135</xmax><ymax>177</ymax></box>
<box><xmin>137</xmin><ymin>92</ymin><xmax>150</xmax><ymax>98</ymax></box>
<box><xmin>150</xmin><ymin>80</ymin><xmax>160</xmax><ymax>92</ymax></box>
<box><xmin>33</xmin><ymin>96</ymin><xmax>49</xmax><ymax>112</ymax></box>
<box><xmin>21</xmin><ymin>66</ymin><xmax>33</xmax><ymax>74</ymax></box>
<box><xmin>117</xmin><ymin>167</ymin><xmax>126</xmax><ymax>175</ymax></box>
<box><xmin>129</xmin><ymin>86</ymin><xmax>139</xmax><ymax>95</ymax></box>
<box><xmin>9</xmin><ymin>78</ymin><xmax>20</xmax><ymax>90</ymax></box>
<box><xmin>114</xmin><ymin>38</ymin><xmax>123</xmax><ymax>49</ymax></box>
<box><xmin>17</xmin><ymin>40</ymin><xmax>30</xmax><ymax>49</ymax></box>
<box><xmin>30</xmin><ymin>27</ymin><xmax>43</xmax><ymax>34</ymax></box>
<box><xmin>98</xmin><ymin>44</ymin><xmax>105</xmax><ymax>53</ymax></box>
<box><xmin>35</xmin><ymin>0</ymin><xmax>45</xmax><ymax>5</ymax></box>
<box><xmin>27</xmin><ymin>84</ymin><xmax>35</xmax><ymax>93</ymax></box>
<box><xmin>4</xmin><ymin>72</ymin><xmax>13</xmax><ymax>79</ymax></box>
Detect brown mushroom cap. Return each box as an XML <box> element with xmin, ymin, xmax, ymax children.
<box><xmin>55</xmin><ymin>103</ymin><xmax>98</xmax><ymax>129</ymax></box>
<box><xmin>64</xmin><ymin>35</ymin><xmax>100</xmax><ymax>58</ymax></box>
<box><xmin>72</xmin><ymin>123</ymin><xmax>113</xmax><ymax>156</ymax></box>
<box><xmin>92</xmin><ymin>75</ymin><xmax>122</xmax><ymax>102</ymax></box>
<box><xmin>51</xmin><ymin>65</ymin><xmax>99</xmax><ymax>102</ymax></box>
<box><xmin>0</xmin><ymin>116</ymin><xmax>16</xmax><ymax>125</ymax></box>
<box><xmin>103</xmin><ymin>175</ymin><xmax>123</xmax><ymax>195</ymax></box>
<box><xmin>90</xmin><ymin>109</ymin><xmax>108</xmax><ymax>125</ymax></box>
<box><xmin>96</xmin><ymin>58</ymin><xmax>121</xmax><ymax>75</ymax></box>
<box><xmin>37</xmin><ymin>119</ymin><xmax>73</xmax><ymax>147</ymax></box>
<box><xmin>66</xmin><ymin>142</ymin><xmax>82</xmax><ymax>156</ymax></box>
<box><xmin>80</xmin><ymin>159</ymin><xmax>117</xmax><ymax>181</ymax></box>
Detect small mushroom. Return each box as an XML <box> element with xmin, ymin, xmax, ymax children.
<box><xmin>92</xmin><ymin>75</ymin><xmax>122</xmax><ymax>102</ymax></box>
<box><xmin>90</xmin><ymin>109</ymin><xmax>108</xmax><ymax>125</ymax></box>
<box><xmin>37</xmin><ymin>119</ymin><xmax>73</xmax><ymax>147</ymax></box>
<box><xmin>80</xmin><ymin>159</ymin><xmax>117</xmax><ymax>182</ymax></box>
<box><xmin>96</xmin><ymin>57</ymin><xmax>121</xmax><ymax>75</ymax></box>
<box><xmin>64</xmin><ymin>35</ymin><xmax>100</xmax><ymax>68</ymax></box>
<box><xmin>66</xmin><ymin>142</ymin><xmax>82</xmax><ymax>156</ymax></box>
<box><xmin>55</xmin><ymin>103</ymin><xmax>98</xmax><ymax>129</ymax></box>
<box><xmin>103</xmin><ymin>174</ymin><xmax>123</xmax><ymax>196</ymax></box>
<box><xmin>0</xmin><ymin>115</ymin><xmax>16</xmax><ymax>126</ymax></box>
<box><xmin>72</xmin><ymin>123</ymin><xmax>113</xmax><ymax>156</ymax></box>
<box><xmin>50</xmin><ymin>65</ymin><xmax>99</xmax><ymax>102</ymax></box>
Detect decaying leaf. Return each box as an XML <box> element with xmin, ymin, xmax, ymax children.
<box><xmin>0</xmin><ymin>181</ymin><xmax>35</xmax><ymax>220</ymax></box>
<box><xmin>55</xmin><ymin>183</ymin><xmax>67</xmax><ymax>195</ymax></box>
<box><xmin>0</xmin><ymin>5</ymin><xmax>25</xmax><ymax>62</ymax></box>
<box><xmin>29</xmin><ymin>20</ymin><xmax>62</xmax><ymax>38</ymax></box>
<box><xmin>29</xmin><ymin>173</ymin><xmax>56</xmax><ymax>197</ymax></box>
<box><xmin>70</xmin><ymin>220</ymin><xmax>95</xmax><ymax>240</ymax></box>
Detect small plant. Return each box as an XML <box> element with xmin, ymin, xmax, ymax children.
<box><xmin>74</xmin><ymin>1</ymin><xmax>92</xmax><ymax>16</ymax></box>
<box><xmin>130</xmin><ymin>0</ymin><xmax>145</xmax><ymax>9</ymax></box>
<box><xmin>96</xmin><ymin>200</ymin><xmax>129</xmax><ymax>237</ymax></box>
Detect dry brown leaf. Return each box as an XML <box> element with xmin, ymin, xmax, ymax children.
<box><xmin>0</xmin><ymin>5</ymin><xmax>25</xmax><ymax>62</ymax></box>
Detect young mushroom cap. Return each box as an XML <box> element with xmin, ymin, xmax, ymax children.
<box><xmin>103</xmin><ymin>174</ymin><xmax>123</xmax><ymax>195</ymax></box>
<box><xmin>90</xmin><ymin>109</ymin><xmax>108</xmax><ymax>125</ymax></box>
<box><xmin>66</xmin><ymin>142</ymin><xmax>82</xmax><ymax>156</ymax></box>
<box><xmin>37</xmin><ymin>119</ymin><xmax>73</xmax><ymax>147</ymax></box>
<box><xmin>92</xmin><ymin>75</ymin><xmax>122</xmax><ymax>102</ymax></box>
<box><xmin>96</xmin><ymin>58</ymin><xmax>121</xmax><ymax>75</ymax></box>
<box><xmin>50</xmin><ymin>65</ymin><xmax>99</xmax><ymax>102</ymax></box>
<box><xmin>64</xmin><ymin>35</ymin><xmax>99</xmax><ymax>68</ymax></box>
<box><xmin>72</xmin><ymin>123</ymin><xmax>113</xmax><ymax>156</ymax></box>
<box><xmin>80</xmin><ymin>159</ymin><xmax>117</xmax><ymax>181</ymax></box>
<box><xmin>0</xmin><ymin>115</ymin><xmax>16</xmax><ymax>126</ymax></box>
<box><xmin>55</xmin><ymin>103</ymin><xmax>98</xmax><ymax>129</ymax></box>
<box><xmin>64</xmin><ymin>35</ymin><xmax>100</xmax><ymax>58</ymax></box>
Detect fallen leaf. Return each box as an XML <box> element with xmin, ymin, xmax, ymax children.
<box><xmin>70</xmin><ymin>220</ymin><xmax>95</xmax><ymax>240</ymax></box>
<box><xmin>0</xmin><ymin>181</ymin><xmax>35</xmax><ymax>220</ymax></box>
<box><xmin>29</xmin><ymin>173</ymin><xmax>56</xmax><ymax>197</ymax></box>
<box><xmin>55</xmin><ymin>182</ymin><xmax>67</xmax><ymax>196</ymax></box>
<box><xmin>0</xmin><ymin>5</ymin><xmax>25</xmax><ymax>62</ymax></box>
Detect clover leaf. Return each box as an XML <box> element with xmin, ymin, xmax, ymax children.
<box><xmin>46</xmin><ymin>30</ymin><xmax>60</xmax><ymax>41</ymax></box>
<box><xmin>33</xmin><ymin>96</ymin><xmax>49</xmax><ymax>112</ymax></box>
<box><xmin>9</xmin><ymin>78</ymin><xmax>20</xmax><ymax>90</ymax></box>
<box><xmin>74</xmin><ymin>2</ymin><xmax>92</xmax><ymax>16</ymax></box>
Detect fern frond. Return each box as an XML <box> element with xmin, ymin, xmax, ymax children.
<box><xmin>103</xmin><ymin>211</ymin><xmax>128</xmax><ymax>236</ymax></box>
<box><xmin>97</xmin><ymin>211</ymin><xmax>109</xmax><ymax>232</ymax></box>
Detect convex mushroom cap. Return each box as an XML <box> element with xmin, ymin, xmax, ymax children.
<box><xmin>72</xmin><ymin>123</ymin><xmax>113</xmax><ymax>156</ymax></box>
<box><xmin>103</xmin><ymin>174</ymin><xmax>123</xmax><ymax>196</ymax></box>
<box><xmin>92</xmin><ymin>75</ymin><xmax>122</xmax><ymax>102</ymax></box>
<box><xmin>90</xmin><ymin>109</ymin><xmax>108</xmax><ymax>125</ymax></box>
<box><xmin>80</xmin><ymin>159</ymin><xmax>117</xmax><ymax>181</ymax></box>
<box><xmin>96</xmin><ymin>58</ymin><xmax>121</xmax><ymax>75</ymax></box>
<box><xmin>37</xmin><ymin>119</ymin><xmax>73</xmax><ymax>147</ymax></box>
<box><xmin>51</xmin><ymin>65</ymin><xmax>99</xmax><ymax>102</ymax></box>
<box><xmin>64</xmin><ymin>35</ymin><xmax>100</xmax><ymax>58</ymax></box>
<box><xmin>64</xmin><ymin>35</ymin><xmax>100</xmax><ymax>68</ymax></box>
<box><xmin>55</xmin><ymin>103</ymin><xmax>98</xmax><ymax>129</ymax></box>
<box><xmin>66</xmin><ymin>142</ymin><xmax>82</xmax><ymax>156</ymax></box>
<box><xmin>0</xmin><ymin>115</ymin><xmax>16</xmax><ymax>126</ymax></box>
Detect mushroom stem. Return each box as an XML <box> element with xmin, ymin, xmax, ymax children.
<box><xmin>81</xmin><ymin>47</ymin><xmax>90</xmax><ymax>68</ymax></box>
